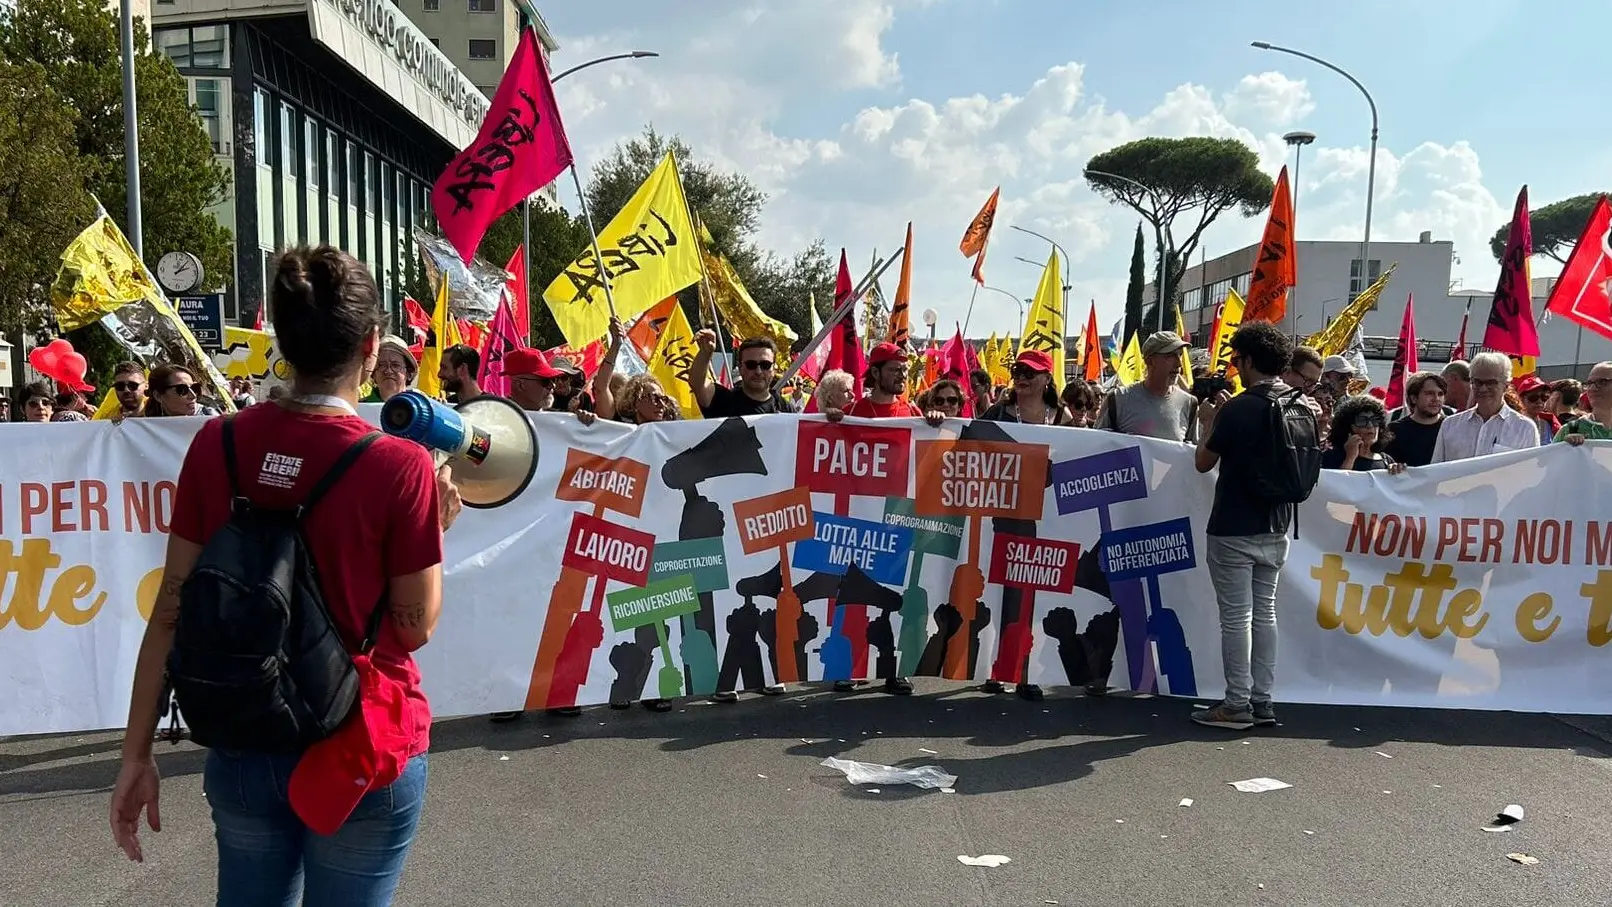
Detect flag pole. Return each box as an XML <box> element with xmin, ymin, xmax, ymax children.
<box><xmin>960</xmin><ymin>281</ymin><xmax>983</xmax><ymax>337</ymax></box>
<box><xmin>674</xmin><ymin>158</ymin><xmax>731</xmax><ymax>380</ymax></box>
<box><xmin>567</xmin><ymin>163</ymin><xmax>618</xmax><ymax>321</ymax></box>
<box><xmin>776</xmin><ymin>248</ymin><xmax>905</xmax><ymax>388</ymax></box>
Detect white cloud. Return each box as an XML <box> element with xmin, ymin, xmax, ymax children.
<box><xmin>549</xmin><ymin>1</ymin><xmax>1509</xmax><ymax>338</ymax></box>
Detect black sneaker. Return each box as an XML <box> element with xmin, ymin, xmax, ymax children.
<box><xmin>1016</xmin><ymin>683</ymin><xmax>1044</xmax><ymax>702</ymax></box>
<box><xmin>833</xmin><ymin>680</ymin><xmax>861</xmax><ymax>692</ymax></box>
<box><xmin>712</xmin><ymin>690</ymin><xmax>739</xmax><ymax>703</ymax></box>
<box><xmin>982</xmin><ymin>679</ymin><xmax>1010</xmax><ymax>694</ymax></box>
<box><xmin>1251</xmin><ymin>700</ymin><xmax>1278</xmax><ymax>727</ymax></box>
<box><xmin>642</xmin><ymin>698</ymin><xmax>673</xmax><ymax>713</ymax></box>
<box><xmin>490</xmin><ymin>711</ymin><xmax>524</xmax><ymax>723</ymax></box>
<box><xmin>547</xmin><ymin>707</ymin><xmax>581</xmax><ymax>718</ymax></box>
<box><xmin>885</xmin><ymin>676</ymin><xmax>913</xmax><ymax>696</ymax></box>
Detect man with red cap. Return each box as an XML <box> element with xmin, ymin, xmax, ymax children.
<box><xmin>504</xmin><ymin>347</ymin><xmax>566</xmax><ymax>413</ymax></box>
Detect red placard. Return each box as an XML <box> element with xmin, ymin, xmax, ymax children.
<box><xmin>561</xmin><ymin>512</ymin><xmax>656</xmax><ymax>587</ymax></box>
<box><xmin>988</xmin><ymin>533</ymin><xmax>1080</xmax><ymax>593</ymax></box>
<box><xmin>731</xmin><ymin>486</ymin><xmax>816</xmax><ymax>555</ymax></box>
<box><xmin>794</xmin><ymin>422</ymin><xmax>912</xmax><ymax>498</ymax></box>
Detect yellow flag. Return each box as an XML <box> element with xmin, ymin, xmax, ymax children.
<box><xmin>1116</xmin><ymin>331</ymin><xmax>1144</xmax><ymax>384</ymax></box>
<box><xmin>1017</xmin><ymin>249</ymin><xmax>1065</xmax><ymax>382</ymax></box>
<box><xmin>1511</xmin><ymin>355</ymin><xmax>1537</xmax><ymax>377</ymax></box>
<box><xmin>417</xmin><ymin>280</ymin><xmax>456</xmax><ymax>399</ymax></box>
<box><xmin>91</xmin><ymin>387</ymin><xmax>124</xmax><ymax>420</ymax></box>
<box><xmin>992</xmin><ymin>336</ymin><xmax>1014</xmax><ymax>387</ymax></box>
<box><xmin>698</xmin><ymin>220</ymin><xmax>797</xmax><ymax>353</ymax></box>
<box><xmin>214</xmin><ymin>327</ymin><xmax>288</xmax><ymax>384</ymax></box>
<box><xmin>51</xmin><ymin>215</ymin><xmax>161</xmax><ymax>332</ymax></box>
<box><xmin>544</xmin><ymin>153</ymin><xmax>702</xmax><ymax>347</ymax></box>
<box><xmin>1174</xmin><ymin>305</ymin><xmax>1194</xmax><ymax>390</ymax></box>
<box><xmin>1306</xmin><ymin>263</ymin><xmax>1398</xmax><ymax>357</ymax></box>
<box><xmin>647</xmin><ymin>298</ymin><xmax>704</xmax><ymax>420</ymax></box>
<box><xmin>1207</xmin><ymin>288</ymin><xmax>1246</xmax><ymax>392</ymax></box>
<box><xmin>983</xmin><ymin>334</ymin><xmax>1000</xmax><ymax>378</ymax></box>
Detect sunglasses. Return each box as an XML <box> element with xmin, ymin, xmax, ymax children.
<box><xmin>163</xmin><ymin>384</ymin><xmax>197</xmax><ymax>397</ymax></box>
<box><xmin>25</xmin><ymin>397</ymin><xmax>51</xmax><ymax>408</ymax></box>
<box><xmin>1011</xmin><ymin>366</ymin><xmax>1044</xmax><ymax>380</ymax></box>
<box><xmin>113</xmin><ymin>380</ymin><xmax>143</xmax><ymax>392</ymax></box>
<box><xmin>742</xmin><ymin>359</ymin><xmax>774</xmax><ymax>372</ymax></box>
<box><xmin>1352</xmin><ymin>414</ymin><xmax>1385</xmax><ymax>429</ymax></box>
<box><xmin>1588</xmin><ymin>378</ymin><xmax>1612</xmax><ymax>390</ymax></box>
<box><xmin>932</xmin><ymin>395</ymin><xmax>961</xmax><ymax>407</ymax></box>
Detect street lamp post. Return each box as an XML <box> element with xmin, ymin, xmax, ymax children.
<box><xmin>1282</xmin><ymin>130</ymin><xmax>1315</xmax><ymax>337</ymax></box>
<box><xmin>1085</xmin><ymin>168</ymin><xmax>1172</xmax><ymax>334</ymax></box>
<box><xmin>1254</xmin><ymin>42</ymin><xmax>1378</xmax><ymax>305</ymax></box>
<box><xmin>526</xmin><ymin>50</ymin><xmax>660</xmax><ymax>294</ymax></box>
<box><xmin>1009</xmin><ymin>225</ymin><xmax>1071</xmax><ymax>347</ymax></box>
<box><xmin>982</xmin><ymin>285</ymin><xmax>1026</xmax><ymax>329</ymax></box>
<box><xmin>120</xmin><ymin>0</ymin><xmax>142</xmax><ymax>257</ymax></box>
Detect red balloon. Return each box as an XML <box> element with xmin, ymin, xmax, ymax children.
<box><xmin>27</xmin><ymin>338</ymin><xmax>95</xmax><ymax>393</ymax></box>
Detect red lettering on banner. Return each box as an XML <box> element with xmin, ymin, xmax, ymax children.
<box><xmin>12</xmin><ymin>481</ymin><xmax>111</xmax><ymax>534</ymax></box>
<box><xmin>987</xmin><ymin>533</ymin><xmax>1079</xmax><ymax>593</ymax></box>
<box><xmin>1434</xmin><ymin>516</ymin><xmax>1504</xmax><ymax>564</ymax></box>
<box><xmin>794</xmin><ymin>422</ymin><xmax>911</xmax><ymax>498</ymax></box>
<box><xmin>121</xmin><ymin>482</ymin><xmax>176</xmax><ymax>534</ymax></box>
<box><xmin>732</xmin><ymin>486</ymin><xmax>816</xmax><ymax>555</ymax></box>
<box><xmin>560</xmin><ymin>512</ymin><xmax>655</xmax><ymax>587</ymax></box>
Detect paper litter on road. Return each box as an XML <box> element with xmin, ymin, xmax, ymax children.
<box><xmin>1303</xmin><ymin>830</ymin><xmax>1315</xmax><ymax>836</ymax></box>
<box><xmin>1507</xmin><ymin>853</ymin><xmax>1539</xmax><ymax>866</ymax></box>
<box><xmin>1375</xmin><ymin>751</ymin><xmax>1393</xmax><ymax>759</ymax></box>
<box><xmin>1178</xmin><ymin>798</ymin><xmax>1193</xmax><ymax>807</ymax></box>
<box><xmin>498</xmin><ymin>755</ymin><xmax>509</xmax><ymax>761</ymax></box>
<box><xmin>757</xmin><ymin>774</ymin><xmax>768</xmax><ymax>779</ymax></box>
<box><xmin>867</xmin><ymin>788</ymin><xmax>880</xmax><ymax>794</ymax></box>
<box><xmin>1229</xmin><ymin>777</ymin><xmax>1292</xmax><ymax>793</ymax></box>
<box><xmin>820</xmin><ymin>756</ymin><xmax>957</xmax><ymax>790</ymax></box>
<box><xmin>1484</xmin><ymin>804</ymin><xmax>1525</xmax><ymax>832</ymax></box>
<box><xmin>919</xmin><ymin>747</ymin><xmax>938</xmax><ymax>754</ymax></box>
<box><xmin>957</xmin><ymin>855</ymin><xmax>1011</xmax><ymax>867</ymax></box>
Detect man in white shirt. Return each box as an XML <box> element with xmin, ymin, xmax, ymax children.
<box><xmin>1430</xmin><ymin>352</ymin><xmax>1541</xmax><ymax>462</ymax></box>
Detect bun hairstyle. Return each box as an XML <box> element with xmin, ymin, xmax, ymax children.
<box><xmin>271</xmin><ymin>246</ymin><xmax>383</xmax><ymax>381</ymax></box>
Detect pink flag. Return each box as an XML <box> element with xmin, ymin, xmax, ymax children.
<box><xmin>1451</xmin><ymin>301</ymin><xmax>1470</xmax><ymax>362</ymax></box>
<box><xmin>431</xmin><ymin>29</ymin><xmax>573</xmax><ymax>264</ymax></box>
<box><xmin>478</xmin><ymin>292</ymin><xmax>525</xmax><ymax>397</ymax></box>
<box><xmin>824</xmin><ymin>250</ymin><xmax>866</xmax><ymax>397</ymax></box>
<box><xmin>1483</xmin><ymin>185</ymin><xmax>1541</xmax><ymax>357</ymax></box>
<box><xmin>1384</xmin><ymin>294</ymin><xmax>1418</xmax><ymax>410</ymax></box>
<box><xmin>504</xmin><ymin>246</ymin><xmax>529</xmax><ymax>341</ymax></box>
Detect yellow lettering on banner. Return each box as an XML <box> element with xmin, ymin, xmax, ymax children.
<box><xmin>1311</xmin><ymin>555</ymin><xmax>1486</xmax><ymax>640</ymax></box>
<box><xmin>1514</xmin><ymin>592</ymin><xmax>1559</xmax><ymax>643</ymax></box>
<box><xmin>0</xmin><ymin>538</ymin><xmax>107</xmax><ymax>631</ymax></box>
<box><xmin>137</xmin><ymin>567</ymin><xmax>164</xmax><ymax>622</ymax></box>
<box><xmin>1582</xmin><ymin>570</ymin><xmax>1612</xmax><ymax>647</ymax></box>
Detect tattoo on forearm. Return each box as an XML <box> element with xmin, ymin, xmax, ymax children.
<box><xmin>160</xmin><ymin>574</ymin><xmax>185</xmax><ymax>598</ymax></box>
<box><xmin>392</xmin><ymin>601</ymin><xmax>427</xmax><ymax>630</ymax></box>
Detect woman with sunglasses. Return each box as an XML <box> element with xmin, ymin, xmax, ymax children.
<box><xmin>978</xmin><ymin>350</ymin><xmax>1069</xmax><ymax>426</ymax></box>
<box><xmin>142</xmin><ymin>364</ymin><xmax>220</xmax><ymax>417</ymax></box>
<box><xmin>1321</xmin><ymin>395</ymin><xmax>1401</xmax><ymax>472</ymax></box>
<box><xmin>14</xmin><ymin>382</ymin><xmax>54</xmax><ymax>422</ymax></box>
<box><xmin>923</xmin><ymin>379</ymin><xmax>966</xmax><ymax>419</ymax></box>
<box><xmin>1061</xmin><ymin>380</ymin><xmax>1101</xmax><ymax>427</ymax></box>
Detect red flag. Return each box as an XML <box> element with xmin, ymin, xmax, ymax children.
<box><xmin>253</xmin><ymin>303</ymin><xmax>264</xmax><ymax>332</ymax></box>
<box><xmin>545</xmin><ymin>340</ymin><xmax>604</xmax><ymax>379</ymax></box>
<box><xmin>402</xmin><ymin>296</ymin><xmax>430</xmax><ymax>356</ymax></box>
<box><xmin>431</xmin><ymin>29</ymin><xmax>573</xmax><ymax>264</ymax></box>
<box><xmin>1081</xmin><ymin>302</ymin><xmax>1103</xmax><ymax>381</ymax></box>
<box><xmin>504</xmin><ymin>246</ymin><xmax>529</xmax><ymax>341</ymax></box>
<box><xmin>1483</xmin><ymin>186</ymin><xmax>1540</xmax><ymax>357</ymax></box>
<box><xmin>457</xmin><ymin>320</ymin><xmax>482</xmax><ymax>351</ymax></box>
<box><xmin>824</xmin><ymin>250</ymin><xmax>866</xmax><ymax>397</ymax></box>
<box><xmin>478</xmin><ymin>292</ymin><xmax>524</xmax><ymax>397</ymax></box>
<box><xmin>1545</xmin><ymin>195</ymin><xmax>1612</xmax><ymax>341</ymax></box>
<box><xmin>1451</xmin><ymin>301</ymin><xmax>1470</xmax><ymax>362</ymax></box>
<box><xmin>1384</xmin><ymin>294</ymin><xmax>1418</xmax><ymax>410</ymax></box>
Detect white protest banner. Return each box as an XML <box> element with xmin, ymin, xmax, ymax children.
<box><xmin>1</xmin><ymin>414</ymin><xmax>1610</xmax><ymax>737</ymax></box>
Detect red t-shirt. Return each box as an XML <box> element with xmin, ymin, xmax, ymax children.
<box><xmin>847</xmin><ymin>398</ymin><xmax>918</xmax><ymax>419</ymax></box>
<box><xmin>171</xmin><ymin>404</ymin><xmax>443</xmax><ymax>756</ymax></box>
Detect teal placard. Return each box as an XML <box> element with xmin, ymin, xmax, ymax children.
<box><xmin>883</xmin><ymin>496</ymin><xmax>965</xmax><ymax>559</ymax></box>
<box><xmin>607</xmin><ymin>575</ymin><xmax>703</xmax><ymax>633</ymax></box>
<box><xmin>649</xmin><ymin>538</ymin><xmax>729</xmax><ymax>593</ymax></box>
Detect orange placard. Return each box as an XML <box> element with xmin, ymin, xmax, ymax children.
<box><xmin>913</xmin><ymin>440</ymin><xmax>1048</xmax><ymax>520</ymax></box>
<box><xmin>555</xmin><ymin>448</ymin><xmax>651</xmax><ymax>518</ymax></box>
<box><xmin>731</xmin><ymin>486</ymin><xmax>815</xmax><ymax>555</ymax></box>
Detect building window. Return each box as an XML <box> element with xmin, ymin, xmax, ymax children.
<box><xmin>429</xmin><ymin>37</ymin><xmax>439</xmax><ymax>47</ymax></box>
<box><xmin>423</xmin><ymin>0</ymin><xmax>438</xmax><ymax>8</ymax></box>
<box><xmin>326</xmin><ymin>131</ymin><xmax>339</xmax><ymax>199</ymax></box>
<box><xmin>467</xmin><ymin>38</ymin><xmax>497</xmax><ymax>59</ymax></box>
<box><xmin>1349</xmin><ymin>258</ymin><xmax>1383</xmax><ymax>301</ymax></box>
<box><xmin>152</xmin><ymin>25</ymin><xmax>229</xmax><ymax>70</ymax></box>
<box><xmin>193</xmin><ymin>78</ymin><xmax>223</xmax><ymax>154</ymax></box>
<box><xmin>469</xmin><ymin>0</ymin><xmax>494</xmax><ymax>11</ymax></box>
<box><xmin>304</xmin><ymin>117</ymin><xmax>320</xmax><ymax>192</ymax></box>
<box><xmin>281</xmin><ymin>102</ymin><xmax>300</xmax><ymax>180</ymax></box>
<box><xmin>346</xmin><ymin>143</ymin><xmax>360</xmax><ymax>204</ymax></box>
<box><xmin>255</xmin><ymin>89</ymin><xmax>274</xmax><ymax>167</ymax></box>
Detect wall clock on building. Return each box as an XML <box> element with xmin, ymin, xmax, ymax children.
<box><xmin>156</xmin><ymin>251</ymin><xmax>205</xmax><ymax>295</ymax></box>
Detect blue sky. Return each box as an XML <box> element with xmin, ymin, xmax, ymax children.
<box><xmin>546</xmin><ymin>0</ymin><xmax>1607</xmax><ymax>337</ymax></box>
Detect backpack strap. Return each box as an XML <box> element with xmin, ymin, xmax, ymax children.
<box><xmin>221</xmin><ymin>415</ymin><xmax>250</xmax><ymax>514</ymax></box>
<box><xmin>298</xmin><ymin>432</ymin><xmax>382</xmax><ymax>518</ymax></box>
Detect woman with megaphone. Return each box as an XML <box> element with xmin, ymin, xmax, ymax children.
<box><xmin>111</xmin><ymin>246</ymin><xmax>461</xmax><ymax>906</ymax></box>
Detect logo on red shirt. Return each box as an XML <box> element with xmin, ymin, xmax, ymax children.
<box><xmin>259</xmin><ymin>452</ymin><xmax>304</xmax><ymax>490</ymax></box>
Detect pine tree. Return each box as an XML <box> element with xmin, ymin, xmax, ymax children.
<box><xmin>1122</xmin><ymin>222</ymin><xmax>1146</xmax><ymax>344</ymax></box>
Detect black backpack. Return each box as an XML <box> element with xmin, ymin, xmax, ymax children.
<box><xmin>1247</xmin><ymin>384</ymin><xmax>1323</xmax><ymax>505</ymax></box>
<box><xmin>166</xmin><ymin>417</ymin><xmax>385</xmax><ymax>752</ymax></box>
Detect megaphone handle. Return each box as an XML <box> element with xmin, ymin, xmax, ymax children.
<box><xmin>431</xmin><ymin>450</ymin><xmax>450</xmax><ymax>470</ymax></box>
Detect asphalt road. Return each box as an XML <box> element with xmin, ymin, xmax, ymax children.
<box><xmin>3</xmin><ymin>682</ymin><xmax>1610</xmax><ymax>907</ymax></box>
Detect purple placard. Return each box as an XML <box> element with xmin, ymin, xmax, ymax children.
<box><xmin>1051</xmin><ymin>446</ymin><xmax>1148</xmax><ymax>515</ymax></box>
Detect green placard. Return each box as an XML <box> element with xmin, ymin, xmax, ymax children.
<box><xmin>649</xmin><ymin>538</ymin><xmax>729</xmax><ymax>593</ymax></box>
<box><xmin>883</xmin><ymin>496</ymin><xmax>965</xmax><ymax>559</ymax></box>
<box><xmin>607</xmin><ymin>575</ymin><xmax>702</xmax><ymax>633</ymax></box>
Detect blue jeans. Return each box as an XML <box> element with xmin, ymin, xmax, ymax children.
<box><xmin>204</xmin><ymin>749</ymin><xmax>427</xmax><ymax>907</ymax></box>
<box><xmin>1206</xmin><ymin>532</ymin><xmax>1289</xmax><ymax>710</ymax></box>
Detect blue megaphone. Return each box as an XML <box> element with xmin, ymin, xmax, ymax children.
<box><xmin>379</xmin><ymin>390</ymin><xmax>538</xmax><ymax>508</ymax></box>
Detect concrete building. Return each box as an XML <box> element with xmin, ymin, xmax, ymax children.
<box><xmin>151</xmin><ymin>0</ymin><xmax>492</xmax><ymax>328</ymax></box>
<box><xmin>1147</xmin><ymin>234</ymin><xmax>1612</xmax><ymax>381</ymax></box>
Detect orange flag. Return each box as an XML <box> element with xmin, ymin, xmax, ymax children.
<box><xmin>886</xmin><ymin>222</ymin><xmax>914</xmax><ymax>347</ymax></box>
<box><xmin>627</xmin><ymin>296</ymin><xmax>679</xmax><ymax>362</ymax></box>
<box><xmin>1081</xmin><ymin>302</ymin><xmax>1103</xmax><ymax>382</ymax></box>
<box><xmin>1244</xmin><ymin>166</ymin><xmax>1296</xmax><ymax>325</ymax></box>
<box><xmin>959</xmin><ymin>187</ymin><xmax>1000</xmax><ymax>285</ymax></box>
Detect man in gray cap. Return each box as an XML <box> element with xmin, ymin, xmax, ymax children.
<box><xmin>1096</xmin><ymin>330</ymin><xmax>1199</xmax><ymax>442</ymax></box>
<box><xmin>1320</xmin><ymin>355</ymin><xmax>1356</xmax><ymax>401</ymax></box>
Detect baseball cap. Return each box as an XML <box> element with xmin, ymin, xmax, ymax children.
<box><xmin>1514</xmin><ymin>374</ymin><xmax>1547</xmax><ymax>395</ymax></box>
<box><xmin>1141</xmin><ymin>331</ymin><xmax>1189</xmax><ymax>358</ymax></box>
<box><xmin>505</xmin><ymin>347</ymin><xmax>565</xmax><ymax>379</ymax></box>
<box><xmin>1322</xmin><ymin>355</ymin><xmax>1356</xmax><ymax>375</ymax></box>
<box><xmin>1014</xmin><ymin>349</ymin><xmax>1055</xmax><ymax>374</ymax></box>
<box><xmin>288</xmin><ymin>656</ymin><xmax>409</xmax><ymax>836</ymax></box>
<box><xmin>548</xmin><ymin>355</ymin><xmax>583</xmax><ymax>377</ymax></box>
<box><xmin>869</xmin><ymin>342</ymin><xmax>904</xmax><ymax>367</ymax></box>
<box><xmin>377</xmin><ymin>335</ymin><xmax>416</xmax><ymax>370</ymax></box>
